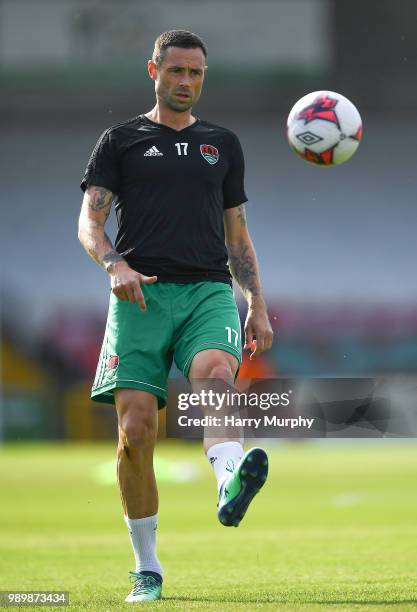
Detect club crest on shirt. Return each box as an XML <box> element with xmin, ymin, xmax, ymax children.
<box><xmin>200</xmin><ymin>144</ymin><xmax>219</xmax><ymax>165</ymax></box>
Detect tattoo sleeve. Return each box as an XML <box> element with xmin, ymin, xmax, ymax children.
<box><xmin>236</xmin><ymin>204</ymin><xmax>247</xmax><ymax>227</ymax></box>
<box><xmin>78</xmin><ymin>185</ymin><xmax>124</xmax><ymax>270</ymax></box>
<box><xmin>225</xmin><ymin>204</ymin><xmax>263</xmax><ymax>302</ymax></box>
<box><xmin>227</xmin><ymin>240</ymin><xmax>261</xmax><ymax>300</ymax></box>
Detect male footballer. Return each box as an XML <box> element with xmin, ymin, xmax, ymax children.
<box><xmin>78</xmin><ymin>30</ymin><xmax>273</xmax><ymax>603</ymax></box>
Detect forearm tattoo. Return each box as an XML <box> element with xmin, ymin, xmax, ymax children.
<box><xmin>227</xmin><ymin>242</ymin><xmax>260</xmax><ymax>298</ymax></box>
<box><xmin>79</xmin><ymin>186</ymin><xmax>124</xmax><ymax>270</ymax></box>
<box><xmin>83</xmin><ymin>230</ymin><xmax>121</xmax><ymax>270</ymax></box>
<box><xmin>102</xmin><ymin>236</ymin><xmax>124</xmax><ymax>269</ymax></box>
<box><xmin>236</xmin><ymin>204</ymin><xmax>247</xmax><ymax>227</ymax></box>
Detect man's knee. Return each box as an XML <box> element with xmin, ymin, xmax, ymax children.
<box><xmin>194</xmin><ymin>360</ymin><xmax>235</xmax><ymax>383</ymax></box>
<box><xmin>116</xmin><ymin>392</ymin><xmax>158</xmax><ymax>453</ymax></box>
<box><xmin>119</xmin><ymin>416</ymin><xmax>156</xmax><ymax>452</ymax></box>
<box><xmin>189</xmin><ymin>349</ymin><xmax>238</xmax><ymax>381</ymax></box>
<box><xmin>206</xmin><ymin>362</ymin><xmax>234</xmax><ymax>381</ymax></box>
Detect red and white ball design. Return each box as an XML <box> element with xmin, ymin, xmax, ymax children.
<box><xmin>287</xmin><ymin>90</ymin><xmax>362</xmax><ymax>166</ymax></box>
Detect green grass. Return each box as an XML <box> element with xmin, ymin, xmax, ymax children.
<box><xmin>1</xmin><ymin>441</ymin><xmax>417</xmax><ymax>611</ymax></box>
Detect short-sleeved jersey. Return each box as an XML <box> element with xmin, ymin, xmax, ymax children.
<box><xmin>81</xmin><ymin>114</ymin><xmax>248</xmax><ymax>284</ymax></box>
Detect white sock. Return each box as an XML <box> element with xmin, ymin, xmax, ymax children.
<box><xmin>206</xmin><ymin>441</ymin><xmax>244</xmax><ymax>493</ymax></box>
<box><xmin>124</xmin><ymin>513</ymin><xmax>163</xmax><ymax>577</ymax></box>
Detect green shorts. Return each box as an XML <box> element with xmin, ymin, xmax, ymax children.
<box><xmin>91</xmin><ymin>281</ymin><xmax>242</xmax><ymax>409</ymax></box>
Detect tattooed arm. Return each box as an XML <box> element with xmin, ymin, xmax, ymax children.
<box><xmin>78</xmin><ymin>185</ymin><xmax>122</xmax><ymax>270</ymax></box>
<box><xmin>224</xmin><ymin>204</ymin><xmax>262</xmax><ymax>303</ymax></box>
<box><xmin>78</xmin><ymin>185</ymin><xmax>157</xmax><ymax>310</ymax></box>
<box><xmin>224</xmin><ymin>204</ymin><xmax>273</xmax><ymax>358</ymax></box>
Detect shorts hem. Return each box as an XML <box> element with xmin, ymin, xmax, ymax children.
<box><xmin>181</xmin><ymin>342</ymin><xmax>242</xmax><ymax>380</ymax></box>
<box><xmin>91</xmin><ymin>379</ymin><xmax>167</xmax><ymax>409</ymax></box>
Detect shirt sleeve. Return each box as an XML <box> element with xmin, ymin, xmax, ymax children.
<box><xmin>222</xmin><ymin>132</ymin><xmax>248</xmax><ymax>209</ymax></box>
<box><xmin>80</xmin><ymin>128</ymin><xmax>120</xmax><ymax>194</ymax></box>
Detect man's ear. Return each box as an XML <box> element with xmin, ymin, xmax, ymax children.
<box><xmin>147</xmin><ymin>59</ymin><xmax>158</xmax><ymax>81</ymax></box>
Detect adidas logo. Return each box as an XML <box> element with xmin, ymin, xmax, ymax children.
<box><xmin>144</xmin><ymin>146</ymin><xmax>163</xmax><ymax>157</ymax></box>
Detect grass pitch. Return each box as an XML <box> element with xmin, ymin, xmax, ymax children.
<box><xmin>1</xmin><ymin>440</ymin><xmax>417</xmax><ymax>611</ymax></box>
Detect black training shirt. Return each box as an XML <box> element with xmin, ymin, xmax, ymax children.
<box><xmin>80</xmin><ymin>115</ymin><xmax>247</xmax><ymax>284</ymax></box>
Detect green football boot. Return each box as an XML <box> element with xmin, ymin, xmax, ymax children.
<box><xmin>124</xmin><ymin>571</ymin><xmax>162</xmax><ymax>603</ymax></box>
<box><xmin>217</xmin><ymin>447</ymin><xmax>268</xmax><ymax>527</ymax></box>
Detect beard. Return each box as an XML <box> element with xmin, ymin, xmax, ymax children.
<box><xmin>164</xmin><ymin>97</ymin><xmax>194</xmax><ymax>113</ymax></box>
<box><xmin>158</xmin><ymin>86</ymin><xmax>201</xmax><ymax>113</ymax></box>
<box><xmin>166</xmin><ymin>98</ymin><xmax>194</xmax><ymax>112</ymax></box>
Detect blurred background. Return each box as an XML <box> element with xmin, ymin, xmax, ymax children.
<box><xmin>1</xmin><ymin>0</ymin><xmax>417</xmax><ymax>441</ymax></box>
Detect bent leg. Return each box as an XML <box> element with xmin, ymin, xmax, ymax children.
<box><xmin>189</xmin><ymin>349</ymin><xmax>244</xmax><ymax>496</ymax></box>
<box><xmin>189</xmin><ymin>348</ymin><xmax>242</xmax><ymax>452</ymax></box>
<box><xmin>189</xmin><ymin>349</ymin><xmax>268</xmax><ymax>527</ymax></box>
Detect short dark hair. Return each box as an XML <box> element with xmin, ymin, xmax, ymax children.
<box><xmin>152</xmin><ymin>30</ymin><xmax>208</xmax><ymax>67</ymax></box>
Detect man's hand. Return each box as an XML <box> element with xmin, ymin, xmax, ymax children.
<box><xmin>108</xmin><ymin>261</ymin><xmax>157</xmax><ymax>311</ymax></box>
<box><xmin>243</xmin><ymin>299</ymin><xmax>274</xmax><ymax>360</ymax></box>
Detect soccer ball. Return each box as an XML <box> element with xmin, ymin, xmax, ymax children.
<box><xmin>287</xmin><ymin>90</ymin><xmax>362</xmax><ymax>166</ymax></box>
